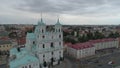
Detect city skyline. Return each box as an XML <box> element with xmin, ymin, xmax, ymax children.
<box><xmin>0</xmin><ymin>0</ymin><xmax>120</xmax><ymax>25</ymax></box>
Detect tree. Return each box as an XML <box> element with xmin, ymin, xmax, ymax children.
<box><xmin>108</xmin><ymin>32</ymin><xmax>120</xmax><ymax>38</ymax></box>
<box><xmin>63</xmin><ymin>31</ymin><xmax>70</xmax><ymax>37</ymax></box>
<box><xmin>93</xmin><ymin>31</ymin><xmax>105</xmax><ymax>39</ymax></box>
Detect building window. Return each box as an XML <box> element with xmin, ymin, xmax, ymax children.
<box><xmin>51</xmin><ymin>52</ymin><xmax>54</xmax><ymax>55</ymax></box>
<box><xmin>59</xmin><ymin>35</ymin><xmax>61</xmax><ymax>38</ymax></box>
<box><xmin>59</xmin><ymin>51</ymin><xmax>61</xmax><ymax>56</ymax></box>
<box><xmin>52</xmin><ymin>36</ymin><xmax>53</xmax><ymax>39</ymax></box>
<box><xmin>59</xmin><ymin>29</ymin><xmax>60</xmax><ymax>32</ymax></box>
<box><xmin>42</xmin><ymin>35</ymin><xmax>45</xmax><ymax>38</ymax></box>
<box><xmin>29</xmin><ymin>65</ymin><xmax>31</xmax><ymax>68</ymax></box>
<box><xmin>43</xmin><ymin>44</ymin><xmax>45</xmax><ymax>48</ymax></box>
<box><xmin>59</xmin><ymin>42</ymin><xmax>61</xmax><ymax>45</ymax></box>
<box><xmin>33</xmin><ymin>41</ymin><xmax>35</xmax><ymax>44</ymax></box>
<box><xmin>43</xmin><ymin>54</ymin><xmax>45</xmax><ymax>57</ymax></box>
<box><xmin>42</xmin><ymin>29</ymin><xmax>44</xmax><ymax>33</ymax></box>
<box><xmin>25</xmin><ymin>66</ymin><xmax>27</xmax><ymax>68</ymax></box>
<box><xmin>51</xmin><ymin>42</ymin><xmax>54</xmax><ymax>47</ymax></box>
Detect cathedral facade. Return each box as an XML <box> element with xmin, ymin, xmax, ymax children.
<box><xmin>9</xmin><ymin>18</ymin><xmax>64</xmax><ymax>68</ymax></box>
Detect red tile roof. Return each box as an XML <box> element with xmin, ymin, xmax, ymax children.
<box><xmin>89</xmin><ymin>38</ymin><xmax>116</xmax><ymax>43</ymax></box>
<box><xmin>69</xmin><ymin>38</ymin><xmax>117</xmax><ymax>50</ymax></box>
<box><xmin>17</xmin><ymin>37</ymin><xmax>26</xmax><ymax>45</ymax></box>
<box><xmin>68</xmin><ymin>42</ymin><xmax>94</xmax><ymax>50</ymax></box>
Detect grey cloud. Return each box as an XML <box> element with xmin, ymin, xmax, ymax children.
<box><xmin>15</xmin><ymin>0</ymin><xmax>120</xmax><ymax>16</ymax></box>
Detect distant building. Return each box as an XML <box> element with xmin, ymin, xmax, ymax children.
<box><xmin>17</xmin><ymin>37</ymin><xmax>26</xmax><ymax>46</ymax></box>
<box><xmin>9</xmin><ymin>18</ymin><xmax>64</xmax><ymax>68</ymax></box>
<box><xmin>67</xmin><ymin>38</ymin><xmax>119</xmax><ymax>59</ymax></box>
<box><xmin>0</xmin><ymin>31</ymin><xmax>9</xmax><ymax>38</ymax></box>
<box><xmin>0</xmin><ymin>40</ymin><xmax>12</xmax><ymax>55</ymax></box>
<box><xmin>89</xmin><ymin>38</ymin><xmax>119</xmax><ymax>50</ymax></box>
<box><xmin>63</xmin><ymin>42</ymin><xmax>72</xmax><ymax>52</ymax></box>
<box><xmin>0</xmin><ymin>26</ymin><xmax>5</xmax><ymax>31</ymax></box>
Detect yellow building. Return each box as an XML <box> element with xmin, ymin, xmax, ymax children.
<box><xmin>0</xmin><ymin>40</ymin><xmax>13</xmax><ymax>55</ymax></box>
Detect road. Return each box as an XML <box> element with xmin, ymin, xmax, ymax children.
<box><xmin>85</xmin><ymin>50</ymin><xmax>120</xmax><ymax>68</ymax></box>
<box><xmin>53</xmin><ymin>48</ymin><xmax>120</xmax><ymax>68</ymax></box>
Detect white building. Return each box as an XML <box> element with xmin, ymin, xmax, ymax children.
<box><xmin>0</xmin><ymin>26</ymin><xmax>5</xmax><ymax>31</ymax></box>
<box><xmin>89</xmin><ymin>38</ymin><xmax>119</xmax><ymax>50</ymax></box>
<box><xmin>67</xmin><ymin>38</ymin><xmax>119</xmax><ymax>59</ymax></box>
<box><xmin>67</xmin><ymin>42</ymin><xmax>95</xmax><ymax>59</ymax></box>
<box><xmin>9</xmin><ymin>18</ymin><xmax>64</xmax><ymax>68</ymax></box>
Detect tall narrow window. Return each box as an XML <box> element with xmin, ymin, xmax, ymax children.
<box><xmin>59</xmin><ymin>35</ymin><xmax>61</xmax><ymax>38</ymax></box>
<box><xmin>51</xmin><ymin>52</ymin><xmax>54</xmax><ymax>55</ymax></box>
<box><xmin>52</xmin><ymin>36</ymin><xmax>53</xmax><ymax>39</ymax></box>
<box><xmin>25</xmin><ymin>66</ymin><xmax>27</xmax><ymax>68</ymax></box>
<box><xmin>43</xmin><ymin>44</ymin><xmax>45</xmax><ymax>48</ymax></box>
<box><xmin>43</xmin><ymin>54</ymin><xmax>45</xmax><ymax>57</ymax></box>
<box><xmin>59</xmin><ymin>51</ymin><xmax>61</xmax><ymax>54</ymax></box>
<box><xmin>29</xmin><ymin>65</ymin><xmax>31</xmax><ymax>68</ymax></box>
<box><xmin>42</xmin><ymin>35</ymin><xmax>45</xmax><ymax>38</ymax></box>
<box><xmin>51</xmin><ymin>42</ymin><xmax>54</xmax><ymax>47</ymax></box>
<box><xmin>59</xmin><ymin>42</ymin><xmax>61</xmax><ymax>45</ymax></box>
<box><xmin>42</xmin><ymin>29</ymin><xmax>44</xmax><ymax>33</ymax></box>
<box><xmin>33</xmin><ymin>41</ymin><xmax>35</xmax><ymax>44</ymax></box>
<box><xmin>59</xmin><ymin>29</ymin><xmax>60</xmax><ymax>32</ymax></box>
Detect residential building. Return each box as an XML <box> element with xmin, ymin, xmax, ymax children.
<box><xmin>67</xmin><ymin>38</ymin><xmax>119</xmax><ymax>59</ymax></box>
<box><xmin>0</xmin><ymin>40</ymin><xmax>12</xmax><ymax>55</ymax></box>
<box><xmin>89</xmin><ymin>38</ymin><xmax>119</xmax><ymax>50</ymax></box>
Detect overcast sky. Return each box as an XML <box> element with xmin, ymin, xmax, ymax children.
<box><xmin>0</xmin><ymin>0</ymin><xmax>120</xmax><ymax>25</ymax></box>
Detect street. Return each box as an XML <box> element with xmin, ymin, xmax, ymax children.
<box><xmin>53</xmin><ymin>48</ymin><xmax>120</xmax><ymax>68</ymax></box>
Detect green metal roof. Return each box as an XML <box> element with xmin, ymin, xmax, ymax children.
<box><xmin>38</xmin><ymin>18</ymin><xmax>45</xmax><ymax>26</ymax></box>
<box><xmin>10</xmin><ymin>48</ymin><xmax>18</xmax><ymax>55</ymax></box>
<box><xmin>10</xmin><ymin>48</ymin><xmax>39</xmax><ymax>68</ymax></box>
<box><xmin>10</xmin><ymin>54</ymin><xmax>39</xmax><ymax>68</ymax></box>
<box><xmin>55</xmin><ymin>19</ymin><xmax>62</xmax><ymax>26</ymax></box>
<box><xmin>26</xmin><ymin>33</ymin><xmax>35</xmax><ymax>40</ymax></box>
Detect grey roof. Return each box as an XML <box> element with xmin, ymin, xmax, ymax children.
<box><xmin>0</xmin><ymin>40</ymin><xmax>12</xmax><ymax>45</ymax></box>
<box><xmin>0</xmin><ymin>31</ymin><xmax>9</xmax><ymax>37</ymax></box>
